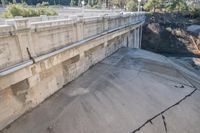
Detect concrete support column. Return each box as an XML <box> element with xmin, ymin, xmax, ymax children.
<box><xmin>127</xmin><ymin>30</ymin><xmax>134</xmax><ymax>48</ymax></box>
<box><xmin>134</xmin><ymin>28</ymin><xmax>137</xmax><ymax>48</ymax></box>
<box><xmin>137</xmin><ymin>28</ymin><xmax>140</xmax><ymax>48</ymax></box>
<box><xmin>139</xmin><ymin>26</ymin><xmax>143</xmax><ymax>48</ymax></box>
<box><xmin>132</xmin><ymin>28</ymin><xmax>140</xmax><ymax>49</ymax></box>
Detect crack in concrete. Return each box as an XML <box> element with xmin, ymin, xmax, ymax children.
<box><xmin>162</xmin><ymin>115</ymin><xmax>167</xmax><ymax>133</ymax></box>
<box><xmin>130</xmin><ymin>87</ymin><xmax>197</xmax><ymax>133</ymax></box>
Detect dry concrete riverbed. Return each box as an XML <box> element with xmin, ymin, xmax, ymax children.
<box><xmin>1</xmin><ymin>48</ymin><xmax>200</xmax><ymax>133</ymax></box>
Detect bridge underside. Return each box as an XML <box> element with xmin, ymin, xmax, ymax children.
<box><xmin>2</xmin><ymin>48</ymin><xmax>200</xmax><ymax>133</ymax></box>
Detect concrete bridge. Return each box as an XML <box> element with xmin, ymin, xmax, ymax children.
<box><xmin>1</xmin><ymin>12</ymin><xmax>200</xmax><ymax>133</ymax></box>
<box><xmin>0</xmin><ymin>12</ymin><xmax>145</xmax><ymax>130</ymax></box>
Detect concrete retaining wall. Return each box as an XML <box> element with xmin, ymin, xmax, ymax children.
<box><xmin>0</xmin><ymin>12</ymin><xmax>145</xmax><ymax>130</ymax></box>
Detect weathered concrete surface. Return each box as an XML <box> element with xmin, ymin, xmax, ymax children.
<box><xmin>1</xmin><ymin>48</ymin><xmax>200</xmax><ymax>133</ymax></box>
<box><xmin>0</xmin><ymin>13</ymin><xmax>145</xmax><ymax>129</ymax></box>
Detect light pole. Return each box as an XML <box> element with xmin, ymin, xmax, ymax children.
<box><xmin>138</xmin><ymin>0</ymin><xmax>141</xmax><ymax>12</ymax></box>
<box><xmin>81</xmin><ymin>0</ymin><xmax>85</xmax><ymax>16</ymax></box>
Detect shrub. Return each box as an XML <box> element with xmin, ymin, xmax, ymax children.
<box><xmin>2</xmin><ymin>3</ymin><xmax>57</xmax><ymax>18</ymax></box>
<box><xmin>36</xmin><ymin>2</ymin><xmax>50</xmax><ymax>7</ymax></box>
<box><xmin>187</xmin><ymin>4</ymin><xmax>200</xmax><ymax>18</ymax></box>
<box><xmin>36</xmin><ymin>7</ymin><xmax>57</xmax><ymax>16</ymax></box>
<box><xmin>144</xmin><ymin>0</ymin><xmax>163</xmax><ymax>12</ymax></box>
<box><xmin>166</xmin><ymin>0</ymin><xmax>188</xmax><ymax>13</ymax></box>
<box><xmin>126</xmin><ymin>1</ymin><xmax>137</xmax><ymax>11</ymax></box>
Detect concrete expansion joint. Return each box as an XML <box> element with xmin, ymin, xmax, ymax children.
<box><xmin>130</xmin><ymin>87</ymin><xmax>198</xmax><ymax>133</ymax></box>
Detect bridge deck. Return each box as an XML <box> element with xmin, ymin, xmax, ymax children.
<box><xmin>2</xmin><ymin>48</ymin><xmax>200</xmax><ymax>133</ymax></box>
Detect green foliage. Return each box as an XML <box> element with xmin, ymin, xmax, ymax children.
<box><xmin>144</xmin><ymin>0</ymin><xmax>163</xmax><ymax>12</ymax></box>
<box><xmin>109</xmin><ymin>0</ymin><xmax>127</xmax><ymax>9</ymax></box>
<box><xmin>2</xmin><ymin>3</ymin><xmax>57</xmax><ymax>18</ymax></box>
<box><xmin>185</xmin><ymin>4</ymin><xmax>200</xmax><ymax>18</ymax></box>
<box><xmin>167</xmin><ymin>0</ymin><xmax>187</xmax><ymax>12</ymax></box>
<box><xmin>126</xmin><ymin>0</ymin><xmax>137</xmax><ymax>11</ymax></box>
<box><xmin>110</xmin><ymin>0</ymin><xmax>119</xmax><ymax>6</ymax></box>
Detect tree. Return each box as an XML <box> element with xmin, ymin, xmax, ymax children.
<box><xmin>88</xmin><ymin>0</ymin><xmax>99</xmax><ymax>7</ymax></box>
<box><xmin>126</xmin><ymin>0</ymin><xmax>137</xmax><ymax>11</ymax></box>
<box><xmin>109</xmin><ymin>0</ymin><xmax>128</xmax><ymax>9</ymax></box>
<box><xmin>187</xmin><ymin>3</ymin><xmax>200</xmax><ymax>18</ymax></box>
<box><xmin>70</xmin><ymin>0</ymin><xmax>76</xmax><ymax>6</ymax></box>
<box><xmin>144</xmin><ymin>0</ymin><xmax>162</xmax><ymax>13</ymax></box>
<box><xmin>70</xmin><ymin>0</ymin><xmax>81</xmax><ymax>6</ymax></box>
<box><xmin>167</xmin><ymin>0</ymin><xmax>187</xmax><ymax>13</ymax></box>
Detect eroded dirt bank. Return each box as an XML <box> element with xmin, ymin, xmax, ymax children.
<box><xmin>142</xmin><ymin>13</ymin><xmax>200</xmax><ymax>72</ymax></box>
<box><xmin>142</xmin><ymin>13</ymin><xmax>200</xmax><ymax>55</ymax></box>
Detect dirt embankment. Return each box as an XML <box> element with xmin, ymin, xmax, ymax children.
<box><xmin>142</xmin><ymin>13</ymin><xmax>200</xmax><ymax>56</ymax></box>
